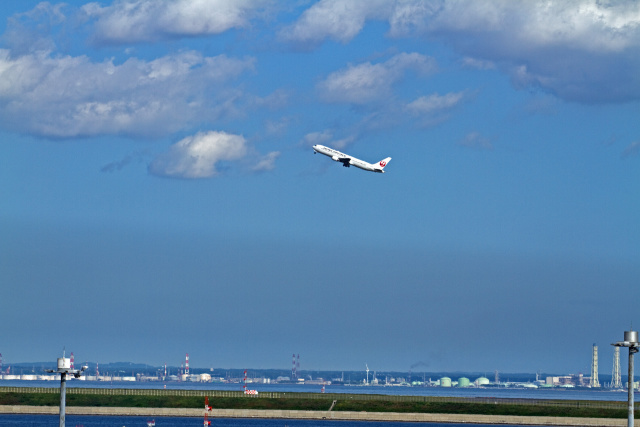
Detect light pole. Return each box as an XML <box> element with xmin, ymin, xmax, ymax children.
<box><xmin>613</xmin><ymin>330</ymin><xmax>639</xmax><ymax>427</ymax></box>
<box><xmin>46</xmin><ymin>352</ymin><xmax>87</xmax><ymax>427</ymax></box>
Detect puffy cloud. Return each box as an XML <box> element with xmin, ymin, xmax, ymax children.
<box><xmin>279</xmin><ymin>0</ymin><xmax>392</xmax><ymax>47</ymax></box>
<box><xmin>378</xmin><ymin>0</ymin><xmax>640</xmax><ymax>54</ymax></box>
<box><xmin>405</xmin><ymin>92</ymin><xmax>466</xmax><ymax>127</ymax></box>
<box><xmin>288</xmin><ymin>0</ymin><xmax>640</xmax><ymax>103</ymax></box>
<box><xmin>252</xmin><ymin>151</ymin><xmax>280</xmax><ymax>172</ymax></box>
<box><xmin>318</xmin><ymin>52</ymin><xmax>436</xmax><ymax>104</ymax></box>
<box><xmin>0</xmin><ymin>50</ymin><xmax>254</xmax><ymax>138</ymax></box>
<box><xmin>406</xmin><ymin>92</ymin><xmax>465</xmax><ymax>115</ymax></box>
<box><xmin>149</xmin><ymin>131</ymin><xmax>247</xmax><ymax>178</ymax></box>
<box><xmin>83</xmin><ymin>0</ymin><xmax>271</xmax><ymax>45</ymax></box>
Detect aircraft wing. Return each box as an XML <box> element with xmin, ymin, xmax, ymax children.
<box><xmin>337</xmin><ymin>157</ymin><xmax>351</xmax><ymax>167</ymax></box>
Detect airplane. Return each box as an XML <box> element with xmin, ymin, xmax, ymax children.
<box><xmin>312</xmin><ymin>144</ymin><xmax>391</xmax><ymax>173</ymax></box>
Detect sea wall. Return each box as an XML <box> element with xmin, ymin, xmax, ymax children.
<box><xmin>0</xmin><ymin>405</ymin><xmax>635</xmax><ymax>426</ymax></box>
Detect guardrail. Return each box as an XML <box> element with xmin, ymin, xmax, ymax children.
<box><xmin>0</xmin><ymin>387</ymin><xmax>629</xmax><ymax>410</ymax></box>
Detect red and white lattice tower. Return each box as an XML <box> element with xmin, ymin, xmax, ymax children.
<box><xmin>185</xmin><ymin>353</ymin><xmax>190</xmax><ymax>376</ymax></box>
<box><xmin>242</xmin><ymin>371</ymin><xmax>258</xmax><ymax>396</ymax></box>
<box><xmin>70</xmin><ymin>352</ymin><xmax>75</xmax><ymax>370</ymax></box>
<box><xmin>204</xmin><ymin>396</ymin><xmax>212</xmax><ymax>426</ymax></box>
<box><xmin>291</xmin><ymin>354</ymin><xmax>296</xmax><ymax>380</ymax></box>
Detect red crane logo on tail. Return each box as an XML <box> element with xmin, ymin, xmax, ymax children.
<box><xmin>379</xmin><ymin>161</ymin><xmax>387</xmax><ymax>167</ymax></box>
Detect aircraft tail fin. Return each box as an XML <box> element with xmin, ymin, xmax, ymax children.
<box><xmin>376</xmin><ymin>157</ymin><xmax>391</xmax><ymax>171</ymax></box>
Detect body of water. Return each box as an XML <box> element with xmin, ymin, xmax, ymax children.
<box><xmin>0</xmin><ymin>380</ymin><xmax>630</xmax><ymax>402</ymax></box>
<box><xmin>0</xmin><ymin>415</ymin><xmax>541</xmax><ymax>427</ymax></box>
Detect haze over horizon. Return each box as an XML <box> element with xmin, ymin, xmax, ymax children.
<box><xmin>1</xmin><ymin>0</ymin><xmax>639</xmax><ymax>375</ymax></box>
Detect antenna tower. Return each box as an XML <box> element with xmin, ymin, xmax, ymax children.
<box><xmin>291</xmin><ymin>354</ymin><xmax>296</xmax><ymax>380</ymax></box>
<box><xmin>185</xmin><ymin>353</ymin><xmax>190</xmax><ymax>376</ymax></box>
<box><xmin>590</xmin><ymin>344</ymin><xmax>600</xmax><ymax>387</ymax></box>
<box><xmin>612</xmin><ymin>346</ymin><xmax>623</xmax><ymax>388</ymax></box>
<box><xmin>70</xmin><ymin>353</ymin><xmax>74</xmax><ymax>370</ymax></box>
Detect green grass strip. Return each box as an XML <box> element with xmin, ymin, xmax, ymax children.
<box><xmin>0</xmin><ymin>391</ymin><xmax>634</xmax><ymax>419</ymax></box>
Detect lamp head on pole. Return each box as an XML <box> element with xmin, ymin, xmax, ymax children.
<box><xmin>613</xmin><ymin>330</ymin><xmax>640</xmax><ymax>353</ymax></box>
<box><xmin>45</xmin><ymin>352</ymin><xmax>88</xmax><ymax>377</ymax></box>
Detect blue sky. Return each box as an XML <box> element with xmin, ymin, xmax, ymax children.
<box><xmin>1</xmin><ymin>0</ymin><xmax>639</xmax><ymax>375</ymax></box>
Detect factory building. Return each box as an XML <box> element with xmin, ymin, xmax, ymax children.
<box><xmin>545</xmin><ymin>374</ymin><xmax>592</xmax><ymax>387</ymax></box>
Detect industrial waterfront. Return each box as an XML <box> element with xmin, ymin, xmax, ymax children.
<box><xmin>0</xmin><ymin>344</ymin><xmax>625</xmax><ymax>390</ymax></box>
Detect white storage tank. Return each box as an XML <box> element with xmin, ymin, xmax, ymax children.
<box><xmin>475</xmin><ymin>377</ymin><xmax>490</xmax><ymax>386</ymax></box>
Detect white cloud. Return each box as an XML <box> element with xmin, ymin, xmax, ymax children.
<box><xmin>387</xmin><ymin>1</ymin><xmax>640</xmax><ymax>53</ymax></box>
<box><xmin>318</xmin><ymin>52</ymin><xmax>436</xmax><ymax>104</ymax></box>
<box><xmin>0</xmin><ymin>50</ymin><xmax>254</xmax><ymax>138</ymax></box>
<box><xmin>149</xmin><ymin>131</ymin><xmax>248</xmax><ymax>178</ymax></box>
<box><xmin>405</xmin><ymin>92</ymin><xmax>466</xmax><ymax>127</ymax></box>
<box><xmin>252</xmin><ymin>151</ymin><xmax>280</xmax><ymax>172</ymax></box>
<box><xmin>279</xmin><ymin>0</ymin><xmax>391</xmax><ymax>47</ymax></box>
<box><xmin>430</xmin><ymin>2</ymin><xmax>640</xmax><ymax>102</ymax></box>
<box><xmin>288</xmin><ymin>0</ymin><xmax>640</xmax><ymax>103</ymax></box>
<box><xmin>461</xmin><ymin>57</ymin><xmax>496</xmax><ymax>70</ymax></box>
<box><xmin>406</xmin><ymin>92</ymin><xmax>465</xmax><ymax>115</ymax></box>
<box><xmin>84</xmin><ymin>0</ymin><xmax>270</xmax><ymax>45</ymax></box>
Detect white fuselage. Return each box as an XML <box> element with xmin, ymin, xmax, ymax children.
<box><xmin>312</xmin><ymin>144</ymin><xmax>388</xmax><ymax>173</ymax></box>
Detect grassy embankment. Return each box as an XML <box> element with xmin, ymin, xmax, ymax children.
<box><xmin>0</xmin><ymin>391</ymin><xmax>633</xmax><ymax>419</ymax></box>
